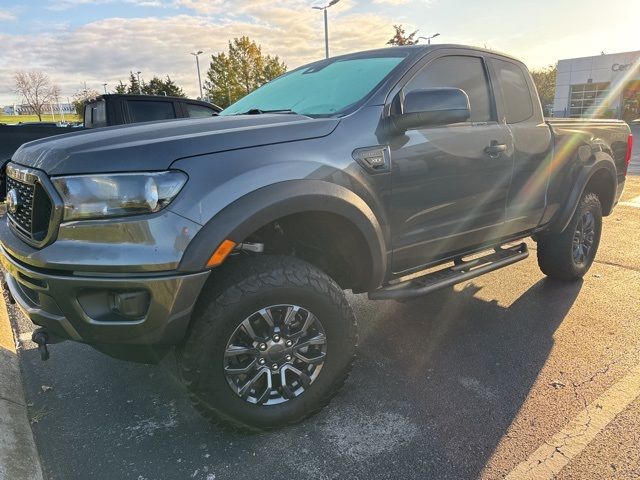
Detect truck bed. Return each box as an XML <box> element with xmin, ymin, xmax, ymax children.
<box><xmin>546</xmin><ymin>117</ymin><xmax>631</xmax><ymax>180</ymax></box>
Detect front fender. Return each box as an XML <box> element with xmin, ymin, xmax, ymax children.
<box><xmin>177</xmin><ymin>180</ymin><xmax>388</xmax><ymax>290</ymax></box>
<box><xmin>549</xmin><ymin>151</ymin><xmax>617</xmax><ymax>234</ymax></box>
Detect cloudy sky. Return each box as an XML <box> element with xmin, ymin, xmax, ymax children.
<box><xmin>0</xmin><ymin>0</ymin><xmax>638</xmax><ymax>105</ymax></box>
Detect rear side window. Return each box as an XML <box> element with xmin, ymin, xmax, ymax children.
<box><xmin>184</xmin><ymin>103</ymin><xmax>216</xmax><ymax>118</ymax></box>
<box><xmin>406</xmin><ymin>55</ymin><xmax>493</xmax><ymax>122</ymax></box>
<box><xmin>127</xmin><ymin>101</ymin><xmax>176</xmax><ymax>123</ymax></box>
<box><xmin>491</xmin><ymin>59</ymin><xmax>533</xmax><ymax>123</ymax></box>
<box><xmin>84</xmin><ymin>100</ymin><xmax>107</xmax><ymax>128</ymax></box>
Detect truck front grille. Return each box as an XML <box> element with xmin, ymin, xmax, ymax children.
<box><xmin>6</xmin><ymin>176</ymin><xmax>35</xmax><ymax>234</ymax></box>
<box><xmin>5</xmin><ymin>164</ymin><xmax>56</xmax><ymax>246</ymax></box>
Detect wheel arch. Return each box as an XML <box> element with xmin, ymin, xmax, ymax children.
<box><xmin>178</xmin><ymin>180</ymin><xmax>388</xmax><ymax>292</ymax></box>
<box><xmin>549</xmin><ymin>151</ymin><xmax>617</xmax><ymax>234</ymax></box>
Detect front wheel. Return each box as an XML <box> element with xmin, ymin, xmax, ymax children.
<box><xmin>537</xmin><ymin>192</ymin><xmax>602</xmax><ymax>280</ymax></box>
<box><xmin>178</xmin><ymin>255</ymin><xmax>357</xmax><ymax>431</ymax></box>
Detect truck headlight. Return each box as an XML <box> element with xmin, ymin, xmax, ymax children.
<box><xmin>52</xmin><ymin>171</ymin><xmax>188</xmax><ymax>221</ymax></box>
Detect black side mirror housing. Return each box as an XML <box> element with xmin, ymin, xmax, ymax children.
<box><xmin>390</xmin><ymin>88</ymin><xmax>471</xmax><ymax>133</ymax></box>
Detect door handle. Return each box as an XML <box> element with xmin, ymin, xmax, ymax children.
<box><xmin>484</xmin><ymin>143</ymin><xmax>507</xmax><ymax>157</ymax></box>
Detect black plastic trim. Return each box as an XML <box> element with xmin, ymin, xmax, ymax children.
<box><xmin>369</xmin><ymin>243</ymin><xmax>528</xmax><ymax>300</ymax></box>
<box><xmin>177</xmin><ymin>180</ymin><xmax>387</xmax><ymax>292</ymax></box>
<box><xmin>548</xmin><ymin>153</ymin><xmax>617</xmax><ymax>234</ymax></box>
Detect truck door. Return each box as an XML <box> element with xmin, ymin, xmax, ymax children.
<box><xmin>389</xmin><ymin>54</ymin><xmax>514</xmax><ymax>274</ymax></box>
<box><xmin>487</xmin><ymin>57</ymin><xmax>553</xmax><ymax>235</ymax></box>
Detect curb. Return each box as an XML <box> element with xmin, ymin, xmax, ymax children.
<box><xmin>0</xmin><ymin>288</ymin><xmax>44</xmax><ymax>480</ymax></box>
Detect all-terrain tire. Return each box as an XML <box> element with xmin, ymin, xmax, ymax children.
<box><xmin>178</xmin><ymin>255</ymin><xmax>357</xmax><ymax>431</ymax></box>
<box><xmin>537</xmin><ymin>192</ymin><xmax>602</xmax><ymax>280</ymax></box>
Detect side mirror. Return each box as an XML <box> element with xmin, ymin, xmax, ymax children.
<box><xmin>390</xmin><ymin>88</ymin><xmax>471</xmax><ymax>133</ymax></box>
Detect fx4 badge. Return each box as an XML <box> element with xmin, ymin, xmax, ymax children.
<box><xmin>353</xmin><ymin>146</ymin><xmax>391</xmax><ymax>174</ymax></box>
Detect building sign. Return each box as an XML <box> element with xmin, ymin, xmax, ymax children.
<box><xmin>612</xmin><ymin>63</ymin><xmax>632</xmax><ymax>72</ymax></box>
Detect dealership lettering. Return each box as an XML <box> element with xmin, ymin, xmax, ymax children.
<box><xmin>611</xmin><ymin>63</ymin><xmax>632</xmax><ymax>72</ymax></box>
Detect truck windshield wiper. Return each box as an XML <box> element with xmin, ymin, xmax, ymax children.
<box><xmin>236</xmin><ymin>108</ymin><xmax>298</xmax><ymax>115</ymax></box>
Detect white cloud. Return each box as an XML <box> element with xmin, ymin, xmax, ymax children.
<box><xmin>0</xmin><ymin>3</ymin><xmax>399</xmax><ymax>104</ymax></box>
<box><xmin>373</xmin><ymin>0</ymin><xmax>430</xmax><ymax>5</ymax></box>
<box><xmin>0</xmin><ymin>9</ymin><xmax>16</xmax><ymax>21</ymax></box>
<box><xmin>373</xmin><ymin>0</ymin><xmax>411</xmax><ymax>4</ymax></box>
<box><xmin>174</xmin><ymin>0</ymin><xmax>225</xmax><ymax>14</ymax></box>
<box><xmin>46</xmin><ymin>0</ymin><xmax>176</xmax><ymax>11</ymax></box>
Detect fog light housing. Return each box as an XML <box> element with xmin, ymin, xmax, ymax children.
<box><xmin>109</xmin><ymin>291</ymin><xmax>150</xmax><ymax>320</ymax></box>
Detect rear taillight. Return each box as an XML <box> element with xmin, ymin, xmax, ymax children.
<box><xmin>624</xmin><ymin>134</ymin><xmax>633</xmax><ymax>170</ymax></box>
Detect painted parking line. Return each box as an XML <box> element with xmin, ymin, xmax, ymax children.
<box><xmin>0</xmin><ymin>286</ymin><xmax>45</xmax><ymax>480</ymax></box>
<box><xmin>619</xmin><ymin>195</ymin><xmax>640</xmax><ymax>208</ymax></box>
<box><xmin>505</xmin><ymin>363</ymin><xmax>640</xmax><ymax>480</ymax></box>
<box><xmin>0</xmin><ymin>295</ymin><xmax>16</xmax><ymax>354</ymax></box>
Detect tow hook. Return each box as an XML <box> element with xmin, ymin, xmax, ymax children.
<box><xmin>31</xmin><ymin>329</ymin><xmax>50</xmax><ymax>361</ymax></box>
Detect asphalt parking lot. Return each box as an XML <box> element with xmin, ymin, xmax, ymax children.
<box><xmin>7</xmin><ymin>134</ymin><xmax>640</xmax><ymax>480</ymax></box>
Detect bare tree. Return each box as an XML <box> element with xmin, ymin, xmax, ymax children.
<box><xmin>14</xmin><ymin>71</ymin><xmax>60</xmax><ymax>121</ymax></box>
<box><xmin>72</xmin><ymin>87</ymin><xmax>100</xmax><ymax>117</ymax></box>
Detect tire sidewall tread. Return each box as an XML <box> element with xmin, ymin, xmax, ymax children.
<box><xmin>178</xmin><ymin>255</ymin><xmax>357</xmax><ymax>432</ymax></box>
<box><xmin>537</xmin><ymin>192</ymin><xmax>603</xmax><ymax>280</ymax></box>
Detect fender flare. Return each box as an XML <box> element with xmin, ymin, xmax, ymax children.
<box><xmin>177</xmin><ymin>180</ymin><xmax>388</xmax><ymax>291</ymax></box>
<box><xmin>549</xmin><ymin>152</ymin><xmax>617</xmax><ymax>234</ymax></box>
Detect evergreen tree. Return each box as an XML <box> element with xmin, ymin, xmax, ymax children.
<box><xmin>114</xmin><ymin>73</ymin><xmax>186</xmax><ymax>97</ymax></box>
<box><xmin>128</xmin><ymin>72</ymin><xmax>141</xmax><ymax>94</ymax></box>
<box><xmin>204</xmin><ymin>52</ymin><xmax>234</xmax><ymax>108</ymax></box>
<box><xmin>142</xmin><ymin>76</ymin><xmax>185</xmax><ymax>97</ymax></box>
<box><xmin>204</xmin><ymin>36</ymin><xmax>287</xmax><ymax>108</ymax></box>
<box><xmin>261</xmin><ymin>55</ymin><xmax>287</xmax><ymax>85</ymax></box>
<box><xmin>114</xmin><ymin>80</ymin><xmax>127</xmax><ymax>94</ymax></box>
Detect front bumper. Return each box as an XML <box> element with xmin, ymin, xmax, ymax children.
<box><xmin>0</xmin><ymin>246</ymin><xmax>210</xmax><ymax>359</ymax></box>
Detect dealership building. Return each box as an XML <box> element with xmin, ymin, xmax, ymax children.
<box><xmin>553</xmin><ymin>50</ymin><xmax>640</xmax><ymax>121</ymax></box>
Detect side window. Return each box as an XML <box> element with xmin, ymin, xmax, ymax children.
<box><xmin>84</xmin><ymin>100</ymin><xmax>107</xmax><ymax>128</ymax></box>
<box><xmin>184</xmin><ymin>103</ymin><xmax>217</xmax><ymax>118</ymax></box>
<box><xmin>491</xmin><ymin>59</ymin><xmax>533</xmax><ymax>123</ymax></box>
<box><xmin>127</xmin><ymin>101</ymin><xmax>176</xmax><ymax>123</ymax></box>
<box><xmin>406</xmin><ymin>55</ymin><xmax>493</xmax><ymax>123</ymax></box>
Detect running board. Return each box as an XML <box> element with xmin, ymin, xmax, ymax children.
<box><xmin>368</xmin><ymin>243</ymin><xmax>529</xmax><ymax>301</ymax></box>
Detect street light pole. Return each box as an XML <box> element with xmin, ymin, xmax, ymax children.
<box><xmin>323</xmin><ymin>9</ymin><xmax>328</xmax><ymax>59</ymax></box>
<box><xmin>191</xmin><ymin>50</ymin><xmax>204</xmax><ymax>100</ymax></box>
<box><xmin>136</xmin><ymin>71</ymin><xmax>142</xmax><ymax>94</ymax></box>
<box><xmin>312</xmin><ymin>0</ymin><xmax>340</xmax><ymax>59</ymax></box>
<box><xmin>103</xmin><ymin>83</ymin><xmax>108</xmax><ymax>94</ymax></box>
<box><xmin>418</xmin><ymin>33</ymin><xmax>441</xmax><ymax>45</ymax></box>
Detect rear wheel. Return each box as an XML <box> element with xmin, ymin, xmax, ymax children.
<box><xmin>178</xmin><ymin>255</ymin><xmax>357</xmax><ymax>431</ymax></box>
<box><xmin>537</xmin><ymin>192</ymin><xmax>602</xmax><ymax>280</ymax></box>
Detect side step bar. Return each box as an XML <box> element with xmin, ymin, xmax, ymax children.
<box><xmin>368</xmin><ymin>243</ymin><xmax>529</xmax><ymax>301</ymax></box>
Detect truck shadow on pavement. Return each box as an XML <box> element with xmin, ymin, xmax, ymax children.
<box><xmin>349</xmin><ymin>277</ymin><xmax>582</xmax><ymax>479</ymax></box>
<box><xmin>18</xmin><ymin>277</ymin><xmax>582</xmax><ymax>480</ymax></box>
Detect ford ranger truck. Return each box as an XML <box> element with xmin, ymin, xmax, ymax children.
<box><xmin>0</xmin><ymin>45</ymin><xmax>633</xmax><ymax>431</ymax></box>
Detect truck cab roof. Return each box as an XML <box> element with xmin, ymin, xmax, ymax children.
<box><xmin>83</xmin><ymin>93</ymin><xmax>222</xmax><ymax>129</ymax></box>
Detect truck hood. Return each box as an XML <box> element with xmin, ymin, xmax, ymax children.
<box><xmin>11</xmin><ymin>114</ymin><xmax>340</xmax><ymax>175</ymax></box>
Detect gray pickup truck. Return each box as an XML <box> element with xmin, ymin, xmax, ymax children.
<box><xmin>0</xmin><ymin>45</ymin><xmax>633</xmax><ymax>431</ymax></box>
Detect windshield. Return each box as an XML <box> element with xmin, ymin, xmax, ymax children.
<box><xmin>220</xmin><ymin>53</ymin><xmax>408</xmax><ymax>117</ymax></box>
